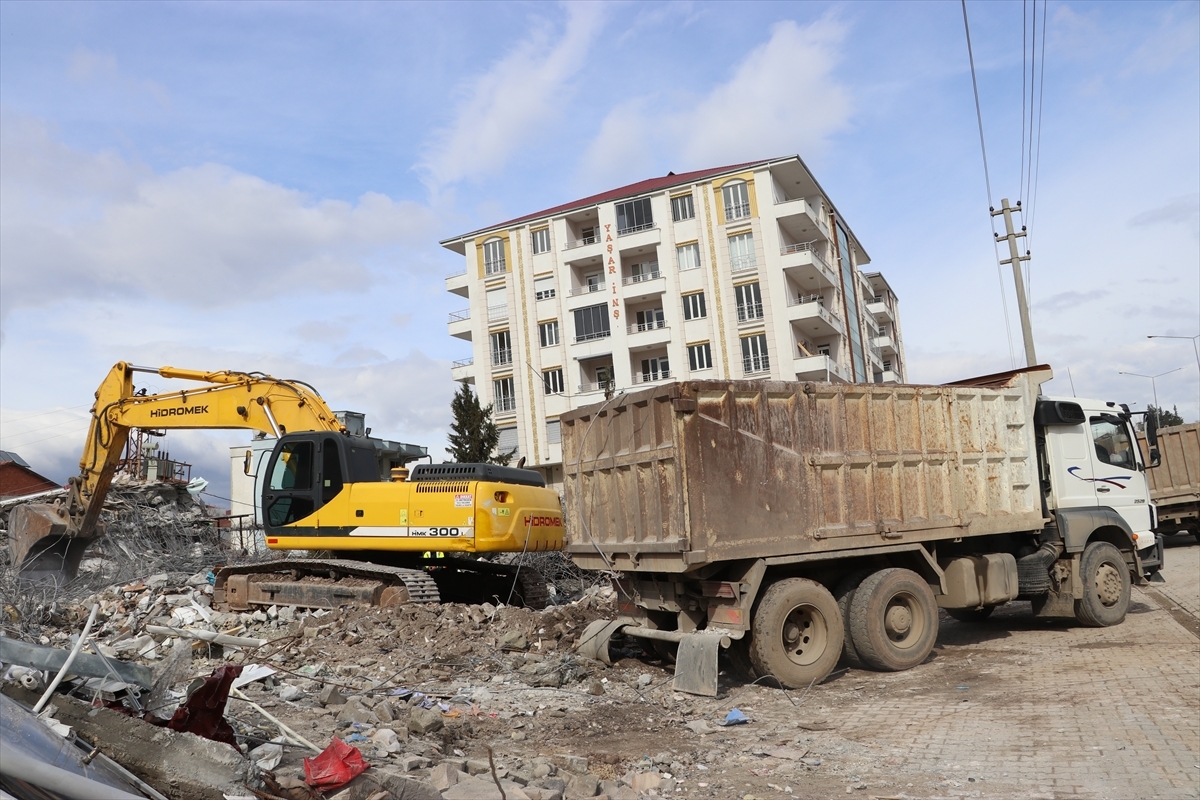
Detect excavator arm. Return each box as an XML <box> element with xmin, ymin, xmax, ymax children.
<box><xmin>10</xmin><ymin>361</ymin><xmax>345</xmax><ymax>585</ymax></box>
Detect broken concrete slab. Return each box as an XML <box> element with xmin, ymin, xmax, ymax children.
<box><xmin>0</xmin><ymin>636</ymin><xmax>153</xmax><ymax>689</ymax></box>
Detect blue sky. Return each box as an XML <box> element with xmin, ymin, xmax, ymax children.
<box><xmin>1</xmin><ymin>0</ymin><xmax>1197</xmax><ymax>505</ymax></box>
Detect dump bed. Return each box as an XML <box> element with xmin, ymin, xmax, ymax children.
<box><xmin>561</xmin><ymin>367</ymin><xmax>1051</xmax><ymax>574</ymax></box>
<box><xmin>1139</xmin><ymin>422</ymin><xmax>1200</xmax><ymax>507</ymax></box>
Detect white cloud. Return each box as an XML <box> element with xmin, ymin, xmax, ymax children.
<box><xmin>0</xmin><ymin>115</ymin><xmax>438</xmax><ymax>324</ymax></box>
<box><xmin>580</xmin><ymin>17</ymin><xmax>851</xmax><ymax>185</ymax></box>
<box><xmin>415</xmin><ymin>3</ymin><xmax>606</xmax><ymax>191</ymax></box>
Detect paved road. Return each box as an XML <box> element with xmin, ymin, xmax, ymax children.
<box><xmin>816</xmin><ymin>537</ymin><xmax>1200</xmax><ymax>799</ymax></box>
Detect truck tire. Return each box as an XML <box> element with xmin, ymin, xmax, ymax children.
<box><xmin>747</xmin><ymin>578</ymin><xmax>842</xmax><ymax>689</ymax></box>
<box><xmin>725</xmin><ymin>638</ymin><xmax>760</xmax><ymax>682</ymax></box>
<box><xmin>945</xmin><ymin>606</ymin><xmax>995</xmax><ymax>623</ymax></box>
<box><xmin>1074</xmin><ymin>541</ymin><xmax>1130</xmax><ymax>627</ymax></box>
<box><xmin>848</xmin><ymin>568</ymin><xmax>938</xmax><ymax>672</ymax></box>
<box><xmin>833</xmin><ymin>570</ymin><xmax>872</xmax><ymax>668</ymax></box>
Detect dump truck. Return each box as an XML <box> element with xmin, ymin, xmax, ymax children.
<box><xmin>1140</xmin><ymin>422</ymin><xmax>1200</xmax><ymax>542</ymax></box>
<box><xmin>9</xmin><ymin>362</ymin><xmax>564</xmax><ymax>608</ymax></box>
<box><xmin>565</xmin><ymin>366</ymin><xmax>1164</xmax><ymax>696</ymax></box>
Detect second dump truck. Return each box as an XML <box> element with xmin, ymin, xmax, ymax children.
<box><xmin>1140</xmin><ymin>422</ymin><xmax>1200</xmax><ymax>542</ymax></box>
<box><xmin>566</xmin><ymin>366</ymin><xmax>1164</xmax><ymax>695</ymax></box>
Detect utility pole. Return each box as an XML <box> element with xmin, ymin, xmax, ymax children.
<box><xmin>992</xmin><ymin>198</ymin><xmax>1037</xmax><ymax>367</ymax></box>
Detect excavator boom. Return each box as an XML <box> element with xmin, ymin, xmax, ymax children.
<box><xmin>10</xmin><ymin>362</ymin><xmax>343</xmax><ymax>585</ymax></box>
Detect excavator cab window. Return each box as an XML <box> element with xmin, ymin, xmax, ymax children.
<box><xmin>265</xmin><ymin>439</ymin><xmax>317</xmax><ymax>526</ymax></box>
<box><xmin>322</xmin><ymin>437</ymin><xmax>344</xmax><ymax>503</ymax></box>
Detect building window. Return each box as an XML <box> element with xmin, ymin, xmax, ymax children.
<box><xmin>677</xmin><ymin>242</ymin><xmax>701</xmax><ymax>271</ymax></box>
<box><xmin>630</xmin><ymin>261</ymin><xmax>660</xmax><ymax>283</ymax></box>
<box><xmin>573</xmin><ymin>304</ymin><xmax>611</xmax><ymax>343</ymax></box>
<box><xmin>539</xmin><ymin>320</ymin><xmax>560</xmax><ymax>348</ymax></box>
<box><xmin>490</xmin><ymin>331</ymin><xmax>512</xmax><ymax>367</ymax></box>
<box><xmin>534</xmin><ymin>276</ymin><xmax>556</xmax><ymax>300</ymax></box>
<box><xmin>722</xmin><ymin>181</ymin><xmax>751</xmax><ymax>221</ymax></box>
<box><xmin>616</xmin><ymin>197</ymin><xmax>654</xmax><ymax>235</ymax></box>
<box><xmin>634</xmin><ymin>307</ymin><xmax>665</xmax><ymax>332</ymax></box>
<box><xmin>728</xmin><ymin>231</ymin><xmax>756</xmax><ymax>271</ymax></box>
<box><xmin>735</xmin><ymin>282</ymin><xmax>763</xmax><ymax>323</ymax></box>
<box><xmin>494</xmin><ymin>377</ymin><xmax>516</xmax><ymax>413</ymax></box>
<box><xmin>883</xmin><ymin>359</ymin><xmax>893</xmax><ymax>372</ymax></box>
<box><xmin>741</xmin><ymin>334</ymin><xmax>770</xmax><ymax>374</ymax></box>
<box><xmin>543</xmin><ymin>368</ymin><xmax>565</xmax><ymax>395</ymax></box>
<box><xmin>683</xmin><ymin>292</ymin><xmax>707</xmax><ymax>321</ymax></box>
<box><xmin>531</xmin><ymin>228</ymin><xmax>550</xmax><ymax>255</ymax></box>
<box><xmin>688</xmin><ymin>342</ymin><xmax>713</xmax><ymax>371</ymax></box>
<box><xmin>671</xmin><ymin>194</ymin><xmax>695</xmax><ymax>222</ymax></box>
<box><xmin>583</xmin><ymin>271</ymin><xmax>604</xmax><ymax>293</ymax></box>
<box><xmin>546</xmin><ymin>419</ymin><xmax>561</xmax><ymax>444</ymax></box>
<box><xmin>483</xmin><ymin>238</ymin><xmax>506</xmax><ymax>275</ymax></box>
<box><xmin>497</xmin><ymin>426</ymin><xmax>519</xmax><ymax>455</ymax></box>
<box><xmin>640</xmin><ymin>356</ymin><xmax>669</xmax><ymax>382</ymax></box>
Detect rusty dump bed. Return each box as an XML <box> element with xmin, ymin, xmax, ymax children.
<box><xmin>561</xmin><ymin>367</ymin><xmax>1051</xmax><ymax>574</ymax></box>
<box><xmin>1139</xmin><ymin>423</ymin><xmax>1200</xmax><ymax>507</ymax></box>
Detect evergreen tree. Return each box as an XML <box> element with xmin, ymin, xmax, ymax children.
<box><xmin>445</xmin><ymin>382</ymin><xmax>514</xmax><ymax>465</ymax></box>
<box><xmin>1147</xmin><ymin>404</ymin><xmax>1184</xmax><ymax>428</ymax></box>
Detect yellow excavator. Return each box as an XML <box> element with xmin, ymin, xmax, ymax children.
<box><xmin>8</xmin><ymin>362</ymin><xmax>565</xmax><ymax>609</ymax></box>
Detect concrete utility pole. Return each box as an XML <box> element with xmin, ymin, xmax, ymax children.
<box><xmin>992</xmin><ymin>198</ymin><xmax>1037</xmax><ymax>367</ymax></box>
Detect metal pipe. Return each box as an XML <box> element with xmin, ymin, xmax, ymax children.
<box><xmin>0</xmin><ymin>751</ymin><xmax>146</xmax><ymax>800</ymax></box>
<box><xmin>261</xmin><ymin>401</ymin><xmax>282</xmax><ymax>437</ymax></box>
<box><xmin>621</xmin><ymin>626</ymin><xmax>731</xmax><ymax>649</ymax></box>
<box><xmin>33</xmin><ymin>603</ymin><xmax>98</xmax><ymax>714</ymax></box>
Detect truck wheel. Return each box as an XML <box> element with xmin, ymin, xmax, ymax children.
<box><xmin>1074</xmin><ymin>541</ymin><xmax>1130</xmax><ymax>627</ymax></box>
<box><xmin>748</xmin><ymin>578</ymin><xmax>842</xmax><ymax>689</ymax></box>
<box><xmin>945</xmin><ymin>606</ymin><xmax>995</xmax><ymax>623</ymax></box>
<box><xmin>834</xmin><ymin>570</ymin><xmax>872</xmax><ymax>668</ymax></box>
<box><xmin>848</xmin><ymin>568</ymin><xmax>938</xmax><ymax>672</ymax></box>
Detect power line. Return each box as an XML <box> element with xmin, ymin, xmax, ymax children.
<box><xmin>962</xmin><ymin>0</ymin><xmax>1018</xmax><ymax>367</ymax></box>
<box><xmin>0</xmin><ymin>403</ymin><xmax>91</xmax><ymax>425</ymax></box>
<box><xmin>1020</xmin><ymin>0</ymin><xmax>1027</xmax><ymax>204</ymax></box>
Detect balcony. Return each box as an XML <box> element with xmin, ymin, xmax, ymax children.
<box><xmin>729</xmin><ymin>254</ymin><xmax>758</xmax><ymax>274</ymax></box>
<box><xmin>874</xmin><ymin>333</ymin><xmax>898</xmax><ymax>355</ymax></box>
<box><xmin>487</xmin><ymin>304</ymin><xmax>509</xmax><ymax>325</ymax></box>
<box><xmin>615</xmin><ymin>223</ymin><xmax>660</xmax><ymax>251</ymax></box>
<box><xmin>780</xmin><ymin>242</ymin><xmax>838</xmax><ymax>288</ymax></box>
<box><xmin>786</xmin><ymin>296</ymin><xmax>842</xmax><ymax>337</ymax></box>
<box><xmin>562</xmin><ymin>235</ymin><xmax>604</xmax><ymax>264</ymax></box>
<box><xmin>451</xmin><ymin>357</ymin><xmax>474</xmax><ymax>384</ymax></box>
<box><xmin>622</xmin><ymin>267</ymin><xmax>666</xmax><ymax>301</ymax></box>
<box><xmin>446</xmin><ymin>269</ymin><xmax>469</xmax><ymax>298</ymax></box>
<box><xmin>794</xmin><ymin>354</ymin><xmax>848</xmax><ymax>383</ymax></box>
<box><xmin>573</xmin><ymin>329</ymin><xmax>612</xmax><ymax>345</ymax></box>
<box><xmin>878</xmin><ymin>369</ymin><xmax>900</xmax><ymax>384</ymax></box>
<box><xmin>867</xmin><ymin>299</ymin><xmax>895</xmax><ymax>325</ymax></box>
<box><xmin>774</xmin><ymin>196</ymin><xmax>830</xmax><ymax>238</ymax></box>
<box><xmin>631</xmin><ymin>369</ymin><xmax>671</xmax><ymax>385</ymax></box>
<box><xmin>578</xmin><ymin>380</ymin><xmax>617</xmax><ymax>395</ymax></box>
<box><xmin>448</xmin><ymin>308</ymin><xmax>472</xmax><ymax>341</ymax></box>
<box><xmin>626</xmin><ymin>321</ymin><xmax>671</xmax><ymax>349</ymax></box>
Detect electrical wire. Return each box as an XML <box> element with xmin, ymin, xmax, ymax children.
<box><xmin>1020</xmin><ymin>0</ymin><xmax>1027</xmax><ymax>204</ymax></box>
<box><xmin>962</xmin><ymin>0</ymin><xmax>1018</xmax><ymax>367</ymax></box>
<box><xmin>1027</xmin><ymin>0</ymin><xmax>1049</xmax><ymax>274</ymax></box>
<box><xmin>0</xmin><ymin>403</ymin><xmax>91</xmax><ymax>425</ymax></box>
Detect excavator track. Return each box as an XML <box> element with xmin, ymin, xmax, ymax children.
<box><xmin>214</xmin><ymin>559</ymin><xmax>441</xmax><ymax>611</ymax></box>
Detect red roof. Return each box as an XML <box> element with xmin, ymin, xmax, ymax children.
<box><xmin>444</xmin><ymin>158</ymin><xmax>777</xmax><ymax>243</ymax></box>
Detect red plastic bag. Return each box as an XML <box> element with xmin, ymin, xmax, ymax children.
<box><xmin>303</xmin><ymin>737</ymin><xmax>370</xmax><ymax>791</ymax></box>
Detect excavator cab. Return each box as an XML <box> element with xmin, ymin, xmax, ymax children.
<box><xmin>261</xmin><ymin>433</ymin><xmax>379</xmax><ymax>528</ymax></box>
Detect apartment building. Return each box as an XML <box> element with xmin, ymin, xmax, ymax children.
<box><xmin>440</xmin><ymin>156</ymin><xmax>906</xmax><ymax>487</ymax></box>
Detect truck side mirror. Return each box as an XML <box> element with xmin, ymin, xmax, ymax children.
<box><xmin>243</xmin><ymin>450</ymin><xmax>253</xmax><ymax>476</ymax></box>
<box><xmin>1148</xmin><ymin>446</ymin><xmax>1161</xmax><ymax>468</ymax></box>
<box><xmin>1146</xmin><ymin>411</ymin><xmax>1159</xmax><ymax>448</ymax></box>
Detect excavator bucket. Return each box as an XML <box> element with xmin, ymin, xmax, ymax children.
<box><xmin>7</xmin><ymin>504</ymin><xmax>98</xmax><ymax>587</ymax></box>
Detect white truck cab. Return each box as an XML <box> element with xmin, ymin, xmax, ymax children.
<box><xmin>1039</xmin><ymin>396</ymin><xmax>1163</xmax><ymax>574</ymax></box>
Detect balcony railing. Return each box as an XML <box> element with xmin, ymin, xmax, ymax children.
<box><xmin>627</xmin><ymin>320</ymin><xmax>667</xmax><ymax>334</ymax></box>
<box><xmin>451</xmin><ymin>357</ymin><xmax>474</xmax><ymax>368</ymax></box>
<box><xmin>487</xmin><ymin>304</ymin><xmax>508</xmax><ymax>322</ymax></box>
<box><xmin>788</xmin><ymin>293</ymin><xmax>824</xmax><ymax>307</ymax></box>
<box><xmin>563</xmin><ymin>233</ymin><xmax>601</xmax><ymax>250</ymax></box>
<box><xmin>491</xmin><ymin>349</ymin><xmax>512</xmax><ymax>367</ymax></box>
<box><xmin>726</xmin><ymin>202</ymin><xmax>751</xmax><ymax>220</ymax></box>
<box><xmin>730</xmin><ymin>254</ymin><xmax>757</xmax><ymax>273</ymax></box>
<box><xmin>743</xmin><ymin>356</ymin><xmax>771</xmax><ymax>375</ymax></box>
<box><xmin>780</xmin><ymin>241</ymin><xmax>834</xmax><ymax>273</ymax></box>
<box><xmin>574</xmin><ymin>330</ymin><xmax>612</xmax><ymax>344</ymax></box>
<box><xmin>448</xmin><ymin>308</ymin><xmax>470</xmax><ymax>323</ymax></box>
<box><xmin>736</xmin><ymin>303</ymin><xmax>764</xmax><ymax>323</ymax></box>
<box><xmin>579</xmin><ymin>380</ymin><xmax>616</xmax><ymax>394</ymax></box>
<box><xmin>495</xmin><ymin>397</ymin><xmax>517</xmax><ymax>414</ymax></box>
<box><xmin>446</xmin><ymin>268</ymin><xmax>467</xmax><ymax>279</ymax></box>
<box><xmin>631</xmin><ymin>370</ymin><xmax>671</xmax><ymax>384</ymax></box>
<box><xmin>623</xmin><ymin>266</ymin><xmax>661</xmax><ymax>285</ymax></box>
<box><xmin>484</xmin><ymin>259</ymin><xmax>506</xmax><ymax>275</ymax></box>
<box><xmin>568</xmin><ymin>284</ymin><xmax>605</xmax><ymax>297</ymax></box>
<box><xmin>617</xmin><ymin>222</ymin><xmax>656</xmax><ymax>236</ymax></box>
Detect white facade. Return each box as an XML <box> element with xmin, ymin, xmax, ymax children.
<box><xmin>441</xmin><ymin>156</ymin><xmax>906</xmax><ymax>486</ymax></box>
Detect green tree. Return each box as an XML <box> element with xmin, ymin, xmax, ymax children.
<box><xmin>1147</xmin><ymin>404</ymin><xmax>1184</xmax><ymax>428</ymax></box>
<box><xmin>445</xmin><ymin>382</ymin><xmax>514</xmax><ymax>465</ymax></box>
